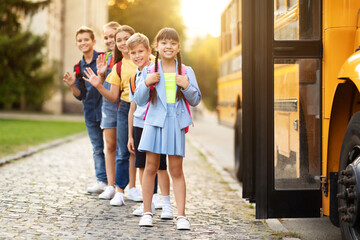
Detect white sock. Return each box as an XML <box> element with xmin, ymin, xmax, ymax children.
<box><xmin>162</xmin><ymin>195</ymin><xmax>170</xmax><ymax>203</ymax></box>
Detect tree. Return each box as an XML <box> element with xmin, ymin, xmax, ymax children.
<box><xmin>0</xmin><ymin>0</ymin><xmax>54</xmax><ymax>110</ymax></box>
<box><xmin>109</xmin><ymin>0</ymin><xmax>185</xmax><ymax>46</ymax></box>
<box><xmin>184</xmin><ymin>35</ymin><xmax>218</xmax><ymax>111</ymax></box>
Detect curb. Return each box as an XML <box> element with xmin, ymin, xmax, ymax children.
<box><xmin>0</xmin><ymin>132</ymin><xmax>87</xmax><ymax>166</ymax></box>
<box><xmin>187</xmin><ymin>134</ymin><xmax>300</xmax><ymax>240</ymax></box>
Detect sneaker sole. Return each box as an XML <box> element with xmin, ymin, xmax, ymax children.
<box><xmin>127</xmin><ymin>198</ymin><xmax>143</xmax><ymax>202</ymax></box>
<box><xmin>99</xmin><ymin>197</ymin><xmax>113</xmax><ymax>200</ymax></box>
<box><xmin>139</xmin><ymin>224</ymin><xmax>153</xmax><ymax>227</ymax></box>
<box><xmin>87</xmin><ymin>190</ymin><xmax>104</xmax><ymax>194</ymax></box>
<box><xmin>177</xmin><ymin>227</ymin><xmax>190</xmax><ymax>230</ymax></box>
<box><xmin>160</xmin><ymin>214</ymin><xmax>173</xmax><ymax>220</ymax></box>
<box><xmin>139</xmin><ymin>219</ymin><xmax>153</xmax><ymax>227</ymax></box>
<box><xmin>110</xmin><ymin>203</ymin><xmax>125</xmax><ymax>206</ymax></box>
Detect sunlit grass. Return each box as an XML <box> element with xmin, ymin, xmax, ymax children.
<box><xmin>0</xmin><ymin>118</ymin><xmax>86</xmax><ymax>158</ymax></box>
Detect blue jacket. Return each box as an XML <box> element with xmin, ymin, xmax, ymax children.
<box><xmin>74</xmin><ymin>50</ymin><xmax>102</xmax><ymax>122</ymax></box>
<box><xmin>134</xmin><ymin>60</ymin><xmax>201</xmax><ymax>130</ymax></box>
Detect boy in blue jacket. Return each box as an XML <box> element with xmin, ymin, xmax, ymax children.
<box><xmin>63</xmin><ymin>26</ymin><xmax>107</xmax><ymax>194</ymax></box>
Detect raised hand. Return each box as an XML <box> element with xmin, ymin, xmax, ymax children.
<box><xmin>176</xmin><ymin>74</ymin><xmax>189</xmax><ymax>89</ymax></box>
<box><xmin>145</xmin><ymin>72</ymin><xmax>160</xmax><ymax>87</ymax></box>
<box><xmin>96</xmin><ymin>54</ymin><xmax>107</xmax><ymax>78</ymax></box>
<box><xmin>83</xmin><ymin>67</ymin><xmax>101</xmax><ymax>88</ymax></box>
<box><xmin>63</xmin><ymin>72</ymin><xmax>76</xmax><ymax>87</ymax></box>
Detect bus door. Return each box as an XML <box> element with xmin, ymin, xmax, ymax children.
<box><xmin>271</xmin><ymin>0</ymin><xmax>322</xmax><ymax>218</ymax></box>
<box><xmin>243</xmin><ymin>0</ymin><xmax>323</xmax><ymax>218</ymax></box>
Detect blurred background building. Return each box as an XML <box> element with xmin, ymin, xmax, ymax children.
<box><xmin>25</xmin><ymin>0</ymin><xmax>108</xmax><ymax>114</ymax></box>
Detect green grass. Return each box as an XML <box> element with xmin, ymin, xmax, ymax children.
<box><xmin>0</xmin><ymin>118</ymin><xmax>86</xmax><ymax>158</ymax></box>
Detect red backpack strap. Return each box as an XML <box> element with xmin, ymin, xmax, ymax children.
<box><xmin>180</xmin><ymin>64</ymin><xmax>186</xmax><ymax>76</ymax></box>
<box><xmin>74</xmin><ymin>60</ymin><xmax>82</xmax><ymax>78</ymax></box>
<box><xmin>116</xmin><ymin>60</ymin><xmax>122</xmax><ymax>77</ymax></box>
<box><xmin>116</xmin><ymin>61</ymin><xmax>123</xmax><ymax>111</ymax></box>
<box><xmin>74</xmin><ymin>60</ymin><xmax>87</xmax><ymax>100</ymax></box>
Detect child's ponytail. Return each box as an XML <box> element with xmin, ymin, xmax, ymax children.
<box><xmin>150</xmin><ymin>51</ymin><xmax>159</xmax><ymax>104</ymax></box>
<box><xmin>176</xmin><ymin>52</ymin><xmax>183</xmax><ymax>101</ymax></box>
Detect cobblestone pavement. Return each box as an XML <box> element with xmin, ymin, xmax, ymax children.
<box><xmin>0</xmin><ymin>136</ymin><xmax>274</xmax><ymax>239</ymax></box>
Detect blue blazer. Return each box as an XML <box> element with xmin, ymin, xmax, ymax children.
<box><xmin>134</xmin><ymin>60</ymin><xmax>201</xmax><ymax>129</ymax></box>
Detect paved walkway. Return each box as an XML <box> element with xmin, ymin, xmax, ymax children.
<box><xmin>0</xmin><ymin>135</ymin><xmax>274</xmax><ymax>239</ymax></box>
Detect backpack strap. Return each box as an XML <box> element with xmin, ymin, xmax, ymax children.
<box><xmin>178</xmin><ymin>64</ymin><xmax>192</xmax><ymax>133</ymax></box>
<box><xmin>129</xmin><ymin>73</ymin><xmax>137</xmax><ymax>95</ymax></box>
<box><xmin>105</xmin><ymin>52</ymin><xmax>114</xmax><ymax>69</ymax></box>
<box><xmin>116</xmin><ymin>61</ymin><xmax>123</xmax><ymax>112</ymax></box>
<box><xmin>74</xmin><ymin>61</ymin><xmax>82</xmax><ymax>78</ymax></box>
<box><xmin>74</xmin><ymin>60</ymin><xmax>87</xmax><ymax>100</ymax></box>
<box><xmin>116</xmin><ymin>60</ymin><xmax>122</xmax><ymax>77</ymax></box>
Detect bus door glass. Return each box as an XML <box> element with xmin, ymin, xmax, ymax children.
<box><xmin>273</xmin><ymin>0</ymin><xmax>321</xmax><ymax>190</ymax></box>
<box><xmin>265</xmin><ymin>0</ymin><xmax>322</xmax><ymax>218</ymax></box>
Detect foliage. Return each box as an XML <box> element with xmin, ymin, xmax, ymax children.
<box><xmin>0</xmin><ymin>118</ymin><xmax>86</xmax><ymax>158</ymax></box>
<box><xmin>0</xmin><ymin>0</ymin><xmax>54</xmax><ymax>110</ymax></box>
<box><xmin>184</xmin><ymin>35</ymin><xmax>218</xmax><ymax>111</ymax></box>
<box><xmin>109</xmin><ymin>0</ymin><xmax>185</xmax><ymax>46</ymax></box>
<box><xmin>109</xmin><ymin>0</ymin><xmax>218</xmax><ymax>111</ymax></box>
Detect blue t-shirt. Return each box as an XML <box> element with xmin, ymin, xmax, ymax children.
<box><xmin>74</xmin><ymin>50</ymin><xmax>102</xmax><ymax>122</ymax></box>
<box><xmin>129</xmin><ymin>62</ymin><xmax>154</xmax><ymax>128</ymax></box>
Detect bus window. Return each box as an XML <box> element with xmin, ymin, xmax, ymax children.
<box><xmin>274</xmin><ymin>0</ymin><xmax>320</xmax><ymax>40</ymax></box>
<box><xmin>274</xmin><ymin>58</ymin><xmax>321</xmax><ymax>190</ymax></box>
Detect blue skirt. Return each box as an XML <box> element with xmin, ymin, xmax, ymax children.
<box><xmin>138</xmin><ymin>103</ymin><xmax>185</xmax><ymax>157</ymax></box>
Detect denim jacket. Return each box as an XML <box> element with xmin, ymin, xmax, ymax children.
<box><xmin>74</xmin><ymin>50</ymin><xmax>102</xmax><ymax>122</ymax></box>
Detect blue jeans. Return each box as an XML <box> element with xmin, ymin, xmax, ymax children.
<box><xmin>85</xmin><ymin>119</ymin><xmax>107</xmax><ymax>183</ymax></box>
<box><xmin>115</xmin><ymin>101</ymin><xmax>130</xmax><ymax>190</ymax></box>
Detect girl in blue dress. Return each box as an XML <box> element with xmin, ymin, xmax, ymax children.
<box><xmin>134</xmin><ymin>28</ymin><xmax>201</xmax><ymax>230</ymax></box>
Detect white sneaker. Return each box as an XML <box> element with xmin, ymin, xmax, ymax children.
<box><xmin>177</xmin><ymin>216</ymin><xmax>190</xmax><ymax>230</ymax></box>
<box><xmin>127</xmin><ymin>187</ymin><xmax>143</xmax><ymax>202</ymax></box>
<box><xmin>133</xmin><ymin>203</ymin><xmax>156</xmax><ymax>216</ymax></box>
<box><xmin>110</xmin><ymin>192</ymin><xmax>126</xmax><ymax>206</ymax></box>
<box><xmin>87</xmin><ymin>182</ymin><xmax>107</xmax><ymax>194</ymax></box>
<box><xmin>160</xmin><ymin>202</ymin><xmax>173</xmax><ymax>219</ymax></box>
<box><xmin>99</xmin><ymin>186</ymin><xmax>115</xmax><ymax>200</ymax></box>
<box><xmin>152</xmin><ymin>193</ymin><xmax>162</xmax><ymax>209</ymax></box>
<box><xmin>139</xmin><ymin>212</ymin><xmax>153</xmax><ymax>227</ymax></box>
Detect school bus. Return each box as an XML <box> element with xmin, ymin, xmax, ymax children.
<box><xmin>218</xmin><ymin>0</ymin><xmax>360</xmax><ymax>239</ymax></box>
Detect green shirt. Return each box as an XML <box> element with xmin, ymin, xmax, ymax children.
<box><xmin>164</xmin><ymin>73</ymin><xmax>176</xmax><ymax>103</ymax></box>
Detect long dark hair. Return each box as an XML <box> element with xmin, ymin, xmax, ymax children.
<box><xmin>113</xmin><ymin>25</ymin><xmax>135</xmax><ymax>64</ymax></box>
<box><xmin>151</xmin><ymin>28</ymin><xmax>183</xmax><ymax>104</ymax></box>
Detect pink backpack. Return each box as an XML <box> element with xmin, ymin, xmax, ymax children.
<box><xmin>143</xmin><ymin>64</ymin><xmax>192</xmax><ymax>133</ymax></box>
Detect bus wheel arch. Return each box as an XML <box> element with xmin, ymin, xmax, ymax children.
<box><xmin>328</xmin><ymin>80</ymin><xmax>359</xmax><ymax>227</ymax></box>
<box><xmin>338</xmin><ymin>112</ymin><xmax>360</xmax><ymax>239</ymax></box>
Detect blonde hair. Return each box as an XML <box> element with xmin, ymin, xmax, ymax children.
<box><xmin>75</xmin><ymin>26</ymin><xmax>95</xmax><ymax>40</ymax></box>
<box><xmin>103</xmin><ymin>21</ymin><xmax>120</xmax><ymax>32</ymax></box>
<box><xmin>126</xmin><ymin>33</ymin><xmax>150</xmax><ymax>50</ymax></box>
